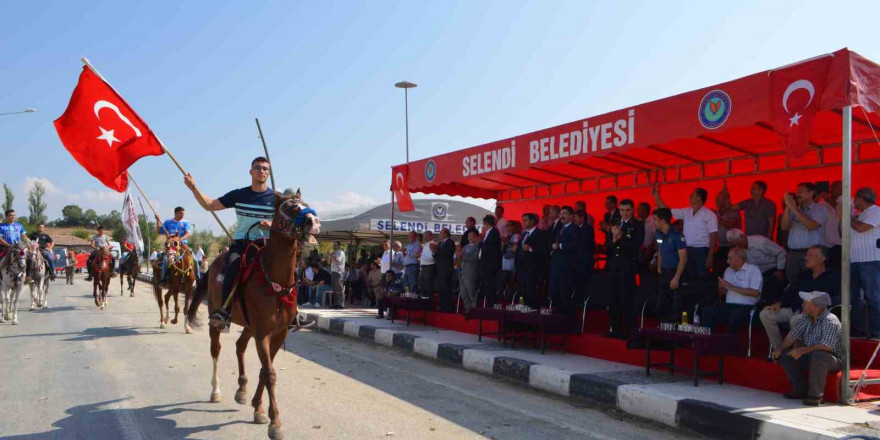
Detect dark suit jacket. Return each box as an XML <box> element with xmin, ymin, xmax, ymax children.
<box><xmin>577</xmin><ymin>223</ymin><xmax>595</xmax><ymax>272</ymax></box>
<box><xmin>605</xmin><ymin>217</ymin><xmax>645</xmax><ymax>264</ymax></box>
<box><xmin>460</xmin><ymin>227</ymin><xmax>478</xmax><ymax>248</ymax></box>
<box><xmin>551</xmin><ymin>223</ymin><xmax>578</xmax><ymax>269</ymax></box>
<box><xmin>517</xmin><ymin>228</ymin><xmax>550</xmax><ymax>278</ymax></box>
<box><xmin>435</xmin><ymin>238</ymin><xmax>455</xmax><ymax>274</ymax></box>
<box><xmin>478</xmin><ymin>227</ymin><xmax>502</xmax><ymax>272</ymax></box>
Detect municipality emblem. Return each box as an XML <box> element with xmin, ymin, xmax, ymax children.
<box><xmin>698</xmin><ymin>90</ymin><xmax>732</xmax><ymax>130</ymax></box>
<box><xmin>425</xmin><ymin>160</ymin><xmax>437</xmax><ymax>182</ymax></box>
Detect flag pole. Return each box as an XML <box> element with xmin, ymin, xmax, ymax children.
<box><xmin>137</xmin><ymin>196</ymin><xmax>151</xmax><ymax>273</ymax></box>
<box><xmin>127</xmin><ymin>173</ymin><xmax>160</xmax><ymax>219</ymax></box>
<box><xmin>80</xmin><ymin>57</ymin><xmax>232</xmax><ymax>242</ymax></box>
<box><xmin>254</xmin><ymin>118</ymin><xmax>277</xmax><ymax>192</ymax></box>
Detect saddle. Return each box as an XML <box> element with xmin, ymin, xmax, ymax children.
<box><xmin>224</xmin><ymin>238</ymin><xmax>297</xmax><ymax>310</ymax></box>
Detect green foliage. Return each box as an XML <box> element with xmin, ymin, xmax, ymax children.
<box><xmin>60</xmin><ymin>204</ymin><xmax>85</xmax><ymax>226</ymax></box>
<box><xmin>28</xmin><ymin>182</ymin><xmax>47</xmax><ymax>225</ymax></box>
<box><xmin>2</xmin><ymin>184</ymin><xmax>13</xmax><ymax>213</ymax></box>
<box><xmin>71</xmin><ymin>229</ymin><xmax>91</xmax><ymax>240</ymax></box>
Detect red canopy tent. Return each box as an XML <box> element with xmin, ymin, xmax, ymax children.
<box><xmin>391</xmin><ymin>48</ymin><xmax>880</xmax><ymax>402</ymax></box>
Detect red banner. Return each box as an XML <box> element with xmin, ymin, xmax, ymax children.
<box><xmin>770</xmin><ymin>55</ymin><xmax>834</xmax><ymax>159</ymax></box>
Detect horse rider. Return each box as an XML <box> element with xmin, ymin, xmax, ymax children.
<box><xmin>184</xmin><ymin>156</ymin><xmax>276</xmax><ymax>328</ymax></box>
<box><xmin>0</xmin><ymin>209</ymin><xmax>26</xmax><ymax>258</ymax></box>
<box><xmin>154</xmin><ymin>206</ymin><xmax>199</xmax><ymax>283</ymax></box>
<box><xmin>85</xmin><ymin>225</ymin><xmax>116</xmax><ymax>281</ymax></box>
<box><xmin>27</xmin><ymin>222</ymin><xmax>57</xmax><ymax>281</ymax></box>
<box><xmin>118</xmin><ymin>239</ymin><xmax>136</xmax><ymax>269</ymax></box>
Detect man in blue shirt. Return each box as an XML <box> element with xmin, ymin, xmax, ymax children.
<box><xmin>653</xmin><ymin>208</ymin><xmax>688</xmax><ymax>322</ymax></box>
<box><xmin>0</xmin><ymin>209</ymin><xmax>26</xmax><ymax>255</ymax></box>
<box><xmin>155</xmin><ymin>206</ymin><xmax>198</xmax><ymax>283</ymax></box>
<box><xmin>184</xmin><ymin>156</ymin><xmax>276</xmax><ymax>327</ymax></box>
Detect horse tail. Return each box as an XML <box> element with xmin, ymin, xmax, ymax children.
<box><xmin>186</xmin><ymin>271</ymin><xmax>208</xmax><ymax>329</ymax></box>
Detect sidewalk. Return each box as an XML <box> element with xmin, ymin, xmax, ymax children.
<box><xmin>299</xmin><ymin>307</ymin><xmax>880</xmax><ymax>440</ymax></box>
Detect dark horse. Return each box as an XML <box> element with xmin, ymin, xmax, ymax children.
<box><xmin>153</xmin><ymin>234</ymin><xmax>196</xmax><ymax>333</ymax></box>
<box><xmin>186</xmin><ymin>190</ymin><xmax>318</xmax><ymax>440</ymax></box>
<box><xmin>119</xmin><ymin>251</ymin><xmax>140</xmax><ymax>296</ymax></box>
<box><xmin>90</xmin><ymin>246</ymin><xmax>112</xmax><ymax>309</ymax></box>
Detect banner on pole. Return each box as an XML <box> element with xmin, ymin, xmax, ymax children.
<box><xmin>122</xmin><ymin>191</ymin><xmax>145</xmax><ymax>255</ymax></box>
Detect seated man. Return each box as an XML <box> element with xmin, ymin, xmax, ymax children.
<box><xmin>760</xmin><ymin>245</ymin><xmax>840</xmax><ymax>351</ymax></box>
<box><xmin>85</xmin><ymin>226</ymin><xmax>115</xmax><ymax>281</ymax></box>
<box><xmin>701</xmin><ymin>247</ymin><xmax>762</xmax><ymax>333</ymax></box>
<box><xmin>366</xmin><ymin>260</ymin><xmax>383</xmax><ymax>307</ymax></box>
<box><xmin>376</xmin><ymin>269</ymin><xmax>404</xmax><ymax>319</ymax></box>
<box><xmin>772</xmin><ymin>291</ymin><xmax>842</xmax><ymax>406</ymax></box>
<box><xmin>727</xmin><ymin>228</ymin><xmax>786</xmax><ymax>301</ymax></box>
<box><xmin>118</xmin><ymin>239</ymin><xmax>136</xmax><ymax>268</ymax></box>
<box><xmin>308</xmin><ymin>262</ymin><xmax>333</xmax><ymax>308</ymax></box>
<box><xmin>28</xmin><ymin>223</ymin><xmax>57</xmax><ymax>281</ymax></box>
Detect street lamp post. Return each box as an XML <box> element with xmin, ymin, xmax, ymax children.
<box><xmin>391</xmin><ymin>81</ymin><xmax>417</xmax><ymax>263</ymax></box>
<box><xmin>0</xmin><ymin>108</ymin><xmax>36</xmax><ymax>116</ymax></box>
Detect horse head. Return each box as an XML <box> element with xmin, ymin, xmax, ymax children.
<box><xmin>5</xmin><ymin>242</ymin><xmax>28</xmax><ymax>278</ymax></box>
<box><xmin>274</xmin><ymin>188</ymin><xmax>320</xmax><ymax>244</ymax></box>
<box><xmin>164</xmin><ymin>234</ymin><xmax>182</xmax><ymax>261</ymax></box>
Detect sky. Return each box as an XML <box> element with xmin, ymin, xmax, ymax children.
<box><xmin>2</xmin><ymin>0</ymin><xmax>880</xmax><ymax>233</ymax></box>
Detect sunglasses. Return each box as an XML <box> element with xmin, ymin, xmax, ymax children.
<box><xmin>252</xmin><ymin>165</ymin><xmax>271</xmax><ymax>172</ymax></box>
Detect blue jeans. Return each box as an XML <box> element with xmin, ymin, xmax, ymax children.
<box><xmin>404</xmin><ymin>265</ymin><xmax>419</xmax><ymax>294</ymax></box>
<box><xmin>41</xmin><ymin>249</ymin><xmax>55</xmax><ymax>273</ymax></box>
<box><xmin>309</xmin><ymin>285</ymin><xmax>333</xmax><ymax>307</ymax></box>
<box><xmin>852</xmin><ymin>261</ymin><xmax>880</xmax><ymax>336</ymax></box>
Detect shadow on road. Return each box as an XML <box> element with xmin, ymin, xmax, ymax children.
<box><xmin>0</xmin><ymin>326</ymin><xmax>163</xmax><ymax>341</ymax></box>
<box><xmin>0</xmin><ymin>397</ymin><xmax>244</xmax><ymax>440</ymax></box>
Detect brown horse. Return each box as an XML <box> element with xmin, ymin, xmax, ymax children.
<box><xmin>152</xmin><ymin>235</ymin><xmax>196</xmax><ymax>333</ymax></box>
<box><xmin>186</xmin><ymin>190</ymin><xmax>318</xmax><ymax>440</ymax></box>
<box><xmin>120</xmin><ymin>250</ymin><xmax>140</xmax><ymax>296</ymax></box>
<box><xmin>90</xmin><ymin>246</ymin><xmax>112</xmax><ymax>309</ymax></box>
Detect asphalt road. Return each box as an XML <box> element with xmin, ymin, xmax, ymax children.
<box><xmin>0</xmin><ymin>276</ymin><xmax>702</xmax><ymax>440</ymax></box>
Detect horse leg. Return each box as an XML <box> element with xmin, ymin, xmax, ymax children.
<box><xmin>183</xmin><ymin>282</ymin><xmax>193</xmax><ymax>334</ymax></box>
<box><xmin>42</xmin><ymin>280</ymin><xmax>49</xmax><ymax>309</ymax></box>
<box><xmin>264</xmin><ymin>331</ymin><xmax>286</xmax><ymax>439</ymax></box>
<box><xmin>93</xmin><ymin>277</ymin><xmax>100</xmax><ymax>307</ymax></box>
<box><xmin>30</xmin><ymin>283</ymin><xmax>36</xmax><ymax>310</ymax></box>
<box><xmin>235</xmin><ymin>328</ymin><xmax>252</xmax><ymax>404</ymax></box>
<box><xmin>171</xmin><ymin>285</ymin><xmax>180</xmax><ymax>325</ymax></box>
<box><xmin>120</xmin><ymin>270</ymin><xmax>124</xmax><ymax>295</ymax></box>
<box><xmin>210</xmin><ymin>326</ymin><xmax>222</xmax><ymax>403</ymax></box>
<box><xmin>10</xmin><ymin>286</ymin><xmax>21</xmax><ymax>324</ymax></box>
<box><xmin>163</xmin><ymin>288</ymin><xmax>174</xmax><ymax>324</ymax></box>
<box><xmin>154</xmin><ymin>284</ymin><xmax>167</xmax><ymax>329</ymax></box>
<box><xmin>251</xmin><ymin>334</ymin><xmax>270</xmax><ymax>425</ymax></box>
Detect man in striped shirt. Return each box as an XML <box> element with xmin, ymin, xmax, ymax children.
<box><xmin>185</xmin><ymin>156</ymin><xmax>276</xmax><ymax>327</ymax></box>
<box><xmin>848</xmin><ymin>187</ymin><xmax>880</xmax><ymax>339</ymax></box>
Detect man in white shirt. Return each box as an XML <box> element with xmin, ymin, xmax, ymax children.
<box><xmin>495</xmin><ymin>206</ymin><xmax>508</xmax><ymax>238</ymax></box>
<box><xmin>653</xmin><ymin>182</ymin><xmax>718</xmax><ymax>279</ymax></box>
<box><xmin>380</xmin><ymin>240</ymin><xmax>391</xmax><ymax>273</ymax></box>
<box><xmin>418</xmin><ymin>231</ymin><xmax>437</xmax><ymax>298</ymax></box>
<box><xmin>816</xmin><ymin>186</ymin><xmax>842</xmax><ymax>269</ymax></box>
<box><xmin>849</xmin><ymin>187</ymin><xmax>880</xmax><ymax>339</ymax></box>
<box><xmin>330</xmin><ymin>241</ymin><xmax>346</xmax><ymax>308</ymax></box>
<box><xmin>193</xmin><ymin>245</ymin><xmax>205</xmax><ymax>264</ymax></box>
<box><xmin>781</xmin><ymin>182</ymin><xmax>829</xmax><ymax>282</ymax></box>
<box><xmin>702</xmin><ymin>247</ymin><xmax>763</xmax><ymax>334</ymax></box>
<box><xmin>391</xmin><ymin>241</ymin><xmax>405</xmax><ymax>276</ymax></box>
<box><xmin>727</xmin><ymin>228</ymin><xmax>786</xmax><ymax>298</ymax></box>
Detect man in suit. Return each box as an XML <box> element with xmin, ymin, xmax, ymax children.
<box><xmin>434</xmin><ymin>228</ymin><xmax>456</xmax><ymax>312</ymax></box>
<box><xmin>478</xmin><ymin>215</ymin><xmax>503</xmax><ymax>306</ymax></box>
<box><xmin>573</xmin><ymin>209</ymin><xmax>595</xmax><ymax>308</ymax></box>
<box><xmin>606</xmin><ymin>199</ymin><xmax>645</xmax><ymax>339</ymax></box>
<box><xmin>460</xmin><ymin>217</ymin><xmax>478</xmax><ymax>249</ymax></box>
<box><xmin>550</xmin><ymin>206</ymin><xmax>578</xmax><ymax>313</ymax></box>
<box><xmin>516</xmin><ymin>213</ymin><xmax>549</xmax><ymax>308</ymax></box>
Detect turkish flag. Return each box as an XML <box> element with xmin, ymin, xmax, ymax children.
<box><xmin>391</xmin><ymin>165</ymin><xmax>415</xmax><ymax>212</ymax></box>
<box><xmin>770</xmin><ymin>55</ymin><xmax>833</xmax><ymax>159</ymax></box>
<box><xmin>54</xmin><ymin>67</ymin><xmax>164</xmax><ymax>192</ymax></box>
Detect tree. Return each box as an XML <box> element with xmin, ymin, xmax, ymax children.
<box><xmin>84</xmin><ymin>209</ymin><xmax>97</xmax><ymax>225</ymax></box>
<box><xmin>61</xmin><ymin>204</ymin><xmax>85</xmax><ymax>226</ymax></box>
<box><xmin>2</xmin><ymin>184</ymin><xmax>13</xmax><ymax>213</ymax></box>
<box><xmin>72</xmin><ymin>229</ymin><xmax>91</xmax><ymax>240</ymax></box>
<box><xmin>28</xmin><ymin>182</ymin><xmax>47</xmax><ymax>225</ymax></box>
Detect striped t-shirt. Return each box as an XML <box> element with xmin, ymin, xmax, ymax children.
<box><xmin>852</xmin><ymin>204</ymin><xmax>880</xmax><ymax>263</ymax></box>
<box><xmin>218</xmin><ymin>186</ymin><xmax>276</xmax><ymax>240</ymax></box>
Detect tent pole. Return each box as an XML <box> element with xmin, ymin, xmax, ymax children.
<box><xmin>841</xmin><ymin>105</ymin><xmax>853</xmax><ymax>404</ymax></box>
<box><xmin>390</xmin><ymin>192</ymin><xmax>395</xmax><ymax>267</ymax></box>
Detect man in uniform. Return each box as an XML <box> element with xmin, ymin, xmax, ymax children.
<box><xmin>184</xmin><ymin>156</ymin><xmax>276</xmax><ymax>328</ymax></box>
<box><xmin>606</xmin><ymin>199</ymin><xmax>644</xmax><ymax>338</ymax></box>
<box><xmin>653</xmin><ymin>208</ymin><xmax>687</xmax><ymax>321</ymax></box>
<box><xmin>28</xmin><ymin>223</ymin><xmax>57</xmax><ymax>280</ymax></box>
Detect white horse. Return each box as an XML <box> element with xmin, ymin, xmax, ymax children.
<box><xmin>27</xmin><ymin>242</ymin><xmax>49</xmax><ymax>310</ymax></box>
<box><xmin>0</xmin><ymin>243</ymin><xmax>28</xmax><ymax>325</ymax></box>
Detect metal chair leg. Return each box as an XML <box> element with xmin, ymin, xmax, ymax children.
<box><xmin>748</xmin><ymin>308</ymin><xmax>756</xmax><ymax>358</ymax></box>
<box><xmin>581</xmin><ymin>296</ymin><xmax>591</xmax><ymax>334</ymax></box>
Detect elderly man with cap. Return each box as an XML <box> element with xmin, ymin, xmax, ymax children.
<box><xmin>772</xmin><ymin>290</ymin><xmax>842</xmax><ymax>406</ymax></box>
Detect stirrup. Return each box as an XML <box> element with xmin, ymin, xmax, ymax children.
<box><xmin>209</xmin><ymin>310</ymin><xmax>230</xmax><ymax>329</ymax></box>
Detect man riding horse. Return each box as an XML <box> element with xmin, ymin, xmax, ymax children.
<box><xmin>0</xmin><ymin>209</ymin><xmax>27</xmax><ymax>257</ymax></box>
<box><xmin>154</xmin><ymin>206</ymin><xmax>199</xmax><ymax>284</ymax></box>
<box><xmin>27</xmin><ymin>223</ymin><xmax>57</xmax><ymax>281</ymax></box>
<box><xmin>184</xmin><ymin>156</ymin><xmax>278</xmax><ymax>328</ymax></box>
<box><xmin>85</xmin><ymin>226</ymin><xmax>115</xmax><ymax>281</ymax></box>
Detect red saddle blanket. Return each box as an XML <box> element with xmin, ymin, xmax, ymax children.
<box><xmin>231</xmin><ymin>239</ymin><xmax>297</xmax><ymax>310</ymax></box>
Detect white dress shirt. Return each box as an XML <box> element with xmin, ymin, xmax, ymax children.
<box><xmin>852</xmin><ymin>205</ymin><xmax>880</xmax><ymax>263</ymax></box>
<box><xmin>723</xmin><ymin>262</ymin><xmax>763</xmax><ymax>306</ymax></box>
<box><xmin>671</xmin><ymin>206</ymin><xmax>718</xmax><ymax>248</ymax></box>
<box><xmin>745</xmin><ymin>235</ymin><xmax>787</xmax><ymax>273</ymax></box>
<box><xmin>818</xmin><ymin>199</ymin><xmax>841</xmax><ymax>247</ymax></box>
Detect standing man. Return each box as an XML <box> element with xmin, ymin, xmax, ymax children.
<box><xmin>574</xmin><ymin>200</ymin><xmax>595</xmax><ymax>227</ymax></box>
<box><xmin>403</xmin><ymin>231</ymin><xmax>422</xmax><ymax>293</ymax></box>
<box><xmin>434</xmin><ymin>228</ymin><xmax>455</xmax><ymax>312</ymax></box>
<box><xmin>732</xmin><ymin>180</ymin><xmax>776</xmax><ymax>238</ymax></box>
<box><xmin>605</xmin><ymin>199</ymin><xmax>644</xmax><ymax>338</ymax></box>
<box><xmin>549</xmin><ymin>207</ymin><xmax>577</xmax><ymax>313</ymax></box>
<box><xmin>572</xmin><ymin>209</ymin><xmax>595</xmax><ymax>308</ymax></box>
<box><xmin>193</xmin><ymin>245</ymin><xmax>206</xmax><ymax>268</ymax></box>
<box><xmin>653</xmin><ymin>183</ymin><xmax>718</xmax><ymax>279</ymax></box>
<box><xmin>780</xmin><ymin>182</ymin><xmax>829</xmax><ymax>282</ymax></box>
<box><xmin>28</xmin><ymin>223</ymin><xmax>56</xmax><ymax>280</ymax></box>
<box><xmin>772</xmin><ymin>291</ymin><xmax>842</xmax><ymax>406</ymax></box>
<box><xmin>330</xmin><ymin>241</ymin><xmax>346</xmax><ymax>309</ymax></box>
<box><xmin>459</xmin><ymin>230</ymin><xmax>481</xmax><ymax>313</ymax></box>
<box><xmin>494</xmin><ymin>205</ymin><xmax>508</xmax><ymax>237</ymax></box>
<box><xmin>653</xmin><ymin>208</ymin><xmax>687</xmax><ymax>322</ymax></box>
<box><xmin>600</xmin><ymin>195</ymin><xmax>621</xmax><ymax>234</ymax></box>
<box><xmin>849</xmin><ymin>187</ymin><xmax>880</xmax><ymax>339</ymax></box>
<box><xmin>155</xmin><ymin>206</ymin><xmax>198</xmax><ymax>283</ymax></box>
<box><xmin>817</xmin><ymin>183</ymin><xmax>842</xmax><ymax>269</ymax></box>
<box><xmin>460</xmin><ymin>217</ymin><xmax>478</xmax><ymax>249</ymax></box>
<box><xmin>715</xmin><ymin>187</ymin><xmax>742</xmax><ymax>275</ymax></box>
<box><xmin>391</xmin><ymin>241</ymin><xmax>405</xmax><ymax>278</ymax></box>
<box><xmin>183</xmin><ymin>156</ymin><xmax>277</xmax><ymax>328</ymax></box>
<box><xmin>379</xmin><ymin>240</ymin><xmax>392</xmax><ymax>274</ymax></box>
<box><xmin>0</xmin><ymin>209</ymin><xmax>26</xmax><ymax>251</ymax></box>
<box><xmin>478</xmin><ymin>215</ymin><xmax>502</xmax><ymax>306</ymax></box>
<box><xmin>516</xmin><ymin>213</ymin><xmax>550</xmax><ymax>309</ymax></box>
<box><xmin>638</xmin><ymin>202</ymin><xmax>656</xmax><ymax>267</ymax></box>
<box><xmin>418</xmin><ymin>230</ymin><xmax>437</xmax><ymax>299</ymax></box>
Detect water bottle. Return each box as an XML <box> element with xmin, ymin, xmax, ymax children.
<box><xmin>694</xmin><ymin>313</ymin><xmax>701</xmax><ymax>326</ymax></box>
<box><xmin>681</xmin><ymin>311</ymin><xmax>688</xmax><ymax>326</ymax></box>
<box><xmin>519</xmin><ymin>297</ymin><xmax>525</xmax><ymax>305</ymax></box>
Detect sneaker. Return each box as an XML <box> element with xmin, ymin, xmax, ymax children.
<box><xmin>783</xmin><ymin>392</ymin><xmax>806</xmax><ymax>400</ymax></box>
<box><xmin>802</xmin><ymin>396</ymin><xmax>822</xmax><ymax>406</ymax></box>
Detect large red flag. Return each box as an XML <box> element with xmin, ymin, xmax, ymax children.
<box><xmin>54</xmin><ymin>66</ymin><xmax>164</xmax><ymax>192</ymax></box>
<box><xmin>769</xmin><ymin>55</ymin><xmax>833</xmax><ymax>159</ymax></box>
<box><xmin>391</xmin><ymin>165</ymin><xmax>415</xmax><ymax>212</ymax></box>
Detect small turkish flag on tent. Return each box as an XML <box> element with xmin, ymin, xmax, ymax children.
<box><xmin>770</xmin><ymin>55</ymin><xmax>833</xmax><ymax>159</ymax></box>
<box><xmin>54</xmin><ymin>66</ymin><xmax>164</xmax><ymax>192</ymax></box>
<box><xmin>391</xmin><ymin>165</ymin><xmax>415</xmax><ymax>212</ymax></box>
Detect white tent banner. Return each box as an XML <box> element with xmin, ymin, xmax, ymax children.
<box><xmin>371</xmin><ymin>219</ymin><xmax>478</xmax><ymax>235</ymax></box>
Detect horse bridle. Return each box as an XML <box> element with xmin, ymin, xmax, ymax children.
<box><xmin>245</xmin><ymin>198</ymin><xmax>314</xmax><ymax>242</ymax></box>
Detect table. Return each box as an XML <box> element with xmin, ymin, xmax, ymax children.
<box><xmin>465</xmin><ymin>307</ymin><xmax>506</xmax><ymax>342</ymax></box>
<box><xmin>388</xmin><ymin>297</ymin><xmax>433</xmax><ymax>326</ymax></box>
<box><xmin>637</xmin><ymin>327</ymin><xmax>739</xmax><ymax>387</ymax></box>
<box><xmin>505</xmin><ymin>311</ymin><xmax>575</xmax><ymax>354</ymax></box>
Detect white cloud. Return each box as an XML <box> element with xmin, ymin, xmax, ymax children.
<box><xmin>22</xmin><ymin>176</ymin><xmax>63</xmax><ymax>195</ymax></box>
<box><xmin>67</xmin><ymin>190</ymin><xmax>125</xmax><ymax>204</ymax></box>
<box><xmin>310</xmin><ymin>191</ymin><xmax>378</xmax><ymax>215</ymax></box>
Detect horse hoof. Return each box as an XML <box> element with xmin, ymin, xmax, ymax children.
<box><xmin>254</xmin><ymin>412</ymin><xmax>269</xmax><ymax>425</ymax></box>
<box><xmin>185</xmin><ymin>325</ymin><xmax>193</xmax><ymax>334</ymax></box>
<box><xmin>268</xmin><ymin>425</ymin><xmax>283</xmax><ymax>440</ymax></box>
<box><xmin>130</xmin><ymin>293</ymin><xmax>135</xmax><ymax>297</ymax></box>
<box><xmin>12</xmin><ymin>319</ymin><xmax>19</xmax><ymax>325</ymax></box>
<box><xmin>210</xmin><ymin>392</ymin><xmax>222</xmax><ymax>403</ymax></box>
<box><xmin>29</xmin><ymin>307</ymin><xmax>34</xmax><ymax>311</ymax></box>
<box><xmin>234</xmin><ymin>389</ymin><xmax>247</xmax><ymax>404</ymax></box>
<box><xmin>171</xmin><ymin>318</ymin><xmax>178</xmax><ymax>325</ymax></box>
<box><xmin>160</xmin><ymin>321</ymin><xmax>167</xmax><ymax>329</ymax></box>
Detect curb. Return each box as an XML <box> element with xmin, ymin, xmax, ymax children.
<box><xmin>299</xmin><ymin>312</ymin><xmax>845</xmax><ymax>440</ymax></box>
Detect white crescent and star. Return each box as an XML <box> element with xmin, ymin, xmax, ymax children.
<box><xmin>94</xmin><ymin>100</ymin><xmax>142</xmax><ymax>147</ymax></box>
<box><xmin>395</xmin><ymin>172</ymin><xmax>406</xmax><ymax>197</ymax></box>
<box><xmin>781</xmin><ymin>79</ymin><xmax>815</xmax><ymax>127</ymax></box>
